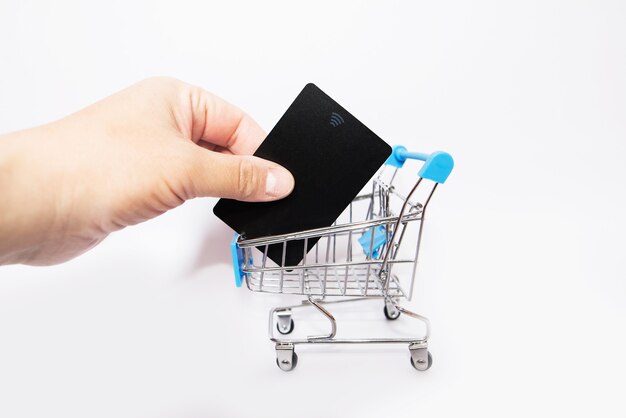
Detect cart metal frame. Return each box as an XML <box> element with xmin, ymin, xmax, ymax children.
<box><xmin>231</xmin><ymin>145</ymin><xmax>453</xmax><ymax>371</ymax></box>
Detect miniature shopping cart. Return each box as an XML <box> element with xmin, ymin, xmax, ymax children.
<box><xmin>231</xmin><ymin>145</ymin><xmax>454</xmax><ymax>371</ymax></box>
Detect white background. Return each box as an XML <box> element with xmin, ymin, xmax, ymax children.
<box><xmin>1</xmin><ymin>1</ymin><xmax>625</xmax><ymax>417</ymax></box>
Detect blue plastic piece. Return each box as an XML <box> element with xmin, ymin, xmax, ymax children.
<box><xmin>418</xmin><ymin>151</ymin><xmax>454</xmax><ymax>184</ymax></box>
<box><xmin>384</xmin><ymin>145</ymin><xmax>454</xmax><ymax>184</ymax></box>
<box><xmin>231</xmin><ymin>233</ymin><xmax>246</xmax><ymax>287</ymax></box>
<box><xmin>384</xmin><ymin>145</ymin><xmax>410</xmax><ymax>168</ymax></box>
<box><xmin>358</xmin><ymin>225</ymin><xmax>388</xmax><ymax>258</ymax></box>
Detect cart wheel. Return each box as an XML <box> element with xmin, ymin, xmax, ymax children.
<box><xmin>276</xmin><ymin>318</ymin><xmax>295</xmax><ymax>335</ymax></box>
<box><xmin>383</xmin><ymin>304</ymin><xmax>401</xmax><ymax>320</ymax></box>
<box><xmin>276</xmin><ymin>351</ymin><xmax>298</xmax><ymax>372</ymax></box>
<box><xmin>410</xmin><ymin>351</ymin><xmax>432</xmax><ymax>371</ymax></box>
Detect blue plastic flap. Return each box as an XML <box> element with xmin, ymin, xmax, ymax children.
<box><xmin>385</xmin><ymin>145</ymin><xmax>454</xmax><ymax>184</ymax></box>
<box><xmin>385</xmin><ymin>145</ymin><xmax>407</xmax><ymax>168</ymax></box>
<box><xmin>418</xmin><ymin>151</ymin><xmax>454</xmax><ymax>184</ymax></box>
<box><xmin>358</xmin><ymin>225</ymin><xmax>388</xmax><ymax>258</ymax></box>
<box><xmin>231</xmin><ymin>233</ymin><xmax>246</xmax><ymax>287</ymax></box>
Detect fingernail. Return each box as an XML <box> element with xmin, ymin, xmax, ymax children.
<box><xmin>266</xmin><ymin>167</ymin><xmax>294</xmax><ymax>198</ymax></box>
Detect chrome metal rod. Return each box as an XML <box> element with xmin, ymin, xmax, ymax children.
<box><xmin>238</xmin><ymin>213</ymin><xmax>421</xmax><ymax>247</ymax></box>
<box><xmin>259</xmin><ymin>245</ymin><xmax>268</xmax><ymax>290</ymax></box>
<box><xmin>396</xmin><ymin>305</ymin><xmax>431</xmax><ymax>340</ymax></box>
<box><xmin>273</xmin><ymin>337</ymin><xmax>427</xmax><ymax>345</ymax></box>
<box><xmin>408</xmin><ymin>183</ymin><xmax>438</xmax><ymax>301</ymax></box>
<box><xmin>306</xmin><ymin>297</ymin><xmax>337</xmax><ymax>341</ymax></box>
<box><xmin>381</xmin><ymin>178</ymin><xmax>423</xmax><ymax>292</ymax></box>
<box><xmin>279</xmin><ymin>241</ymin><xmax>286</xmax><ymax>292</ymax></box>
<box><xmin>245</xmin><ymin>258</ymin><xmax>415</xmax><ymax>273</ymax></box>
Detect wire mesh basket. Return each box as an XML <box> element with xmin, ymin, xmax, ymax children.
<box><xmin>230</xmin><ymin>145</ymin><xmax>454</xmax><ymax>371</ymax></box>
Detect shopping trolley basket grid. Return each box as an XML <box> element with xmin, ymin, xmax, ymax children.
<box><xmin>229</xmin><ymin>145</ymin><xmax>454</xmax><ymax>371</ymax></box>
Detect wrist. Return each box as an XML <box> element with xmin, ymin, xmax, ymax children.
<box><xmin>0</xmin><ymin>124</ymin><xmax>109</xmax><ymax>266</ymax></box>
<box><xmin>0</xmin><ymin>131</ymin><xmax>31</xmax><ymax>264</ymax></box>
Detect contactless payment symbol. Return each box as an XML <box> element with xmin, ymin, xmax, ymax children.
<box><xmin>329</xmin><ymin>112</ymin><xmax>344</xmax><ymax>128</ymax></box>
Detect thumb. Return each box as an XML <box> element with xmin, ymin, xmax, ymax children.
<box><xmin>187</xmin><ymin>149</ymin><xmax>295</xmax><ymax>202</ymax></box>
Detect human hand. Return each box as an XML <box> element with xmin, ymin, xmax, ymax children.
<box><xmin>0</xmin><ymin>77</ymin><xmax>294</xmax><ymax>266</ymax></box>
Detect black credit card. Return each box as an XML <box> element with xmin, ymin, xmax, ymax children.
<box><xmin>213</xmin><ymin>83</ymin><xmax>391</xmax><ymax>266</ymax></box>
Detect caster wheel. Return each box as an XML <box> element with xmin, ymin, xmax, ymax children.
<box><xmin>276</xmin><ymin>318</ymin><xmax>295</xmax><ymax>335</ymax></box>
<box><xmin>410</xmin><ymin>351</ymin><xmax>433</xmax><ymax>371</ymax></box>
<box><xmin>383</xmin><ymin>304</ymin><xmax>401</xmax><ymax>320</ymax></box>
<box><xmin>276</xmin><ymin>351</ymin><xmax>298</xmax><ymax>372</ymax></box>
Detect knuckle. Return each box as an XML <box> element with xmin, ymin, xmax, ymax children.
<box><xmin>143</xmin><ymin>75</ymin><xmax>179</xmax><ymax>87</ymax></box>
<box><xmin>138</xmin><ymin>76</ymin><xmax>185</xmax><ymax>99</ymax></box>
<box><xmin>237</xmin><ymin>158</ymin><xmax>260</xmax><ymax>200</ymax></box>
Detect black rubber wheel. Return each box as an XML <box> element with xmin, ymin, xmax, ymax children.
<box><xmin>410</xmin><ymin>352</ymin><xmax>433</xmax><ymax>371</ymax></box>
<box><xmin>276</xmin><ymin>351</ymin><xmax>298</xmax><ymax>371</ymax></box>
<box><xmin>276</xmin><ymin>318</ymin><xmax>295</xmax><ymax>335</ymax></box>
<box><xmin>383</xmin><ymin>305</ymin><xmax>401</xmax><ymax>320</ymax></box>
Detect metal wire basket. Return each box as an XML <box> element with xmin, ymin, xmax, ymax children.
<box><xmin>230</xmin><ymin>145</ymin><xmax>454</xmax><ymax>371</ymax></box>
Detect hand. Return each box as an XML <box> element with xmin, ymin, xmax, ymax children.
<box><xmin>0</xmin><ymin>77</ymin><xmax>294</xmax><ymax>266</ymax></box>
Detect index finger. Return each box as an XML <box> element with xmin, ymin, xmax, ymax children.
<box><xmin>184</xmin><ymin>85</ymin><xmax>266</xmax><ymax>155</ymax></box>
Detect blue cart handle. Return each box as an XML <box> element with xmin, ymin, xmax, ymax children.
<box><xmin>384</xmin><ymin>145</ymin><xmax>454</xmax><ymax>184</ymax></box>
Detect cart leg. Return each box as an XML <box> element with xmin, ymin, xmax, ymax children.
<box><xmin>306</xmin><ymin>297</ymin><xmax>337</xmax><ymax>341</ymax></box>
<box><xmin>394</xmin><ymin>303</ymin><xmax>431</xmax><ymax>340</ymax></box>
<box><xmin>409</xmin><ymin>342</ymin><xmax>432</xmax><ymax>371</ymax></box>
<box><xmin>275</xmin><ymin>343</ymin><xmax>298</xmax><ymax>372</ymax></box>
